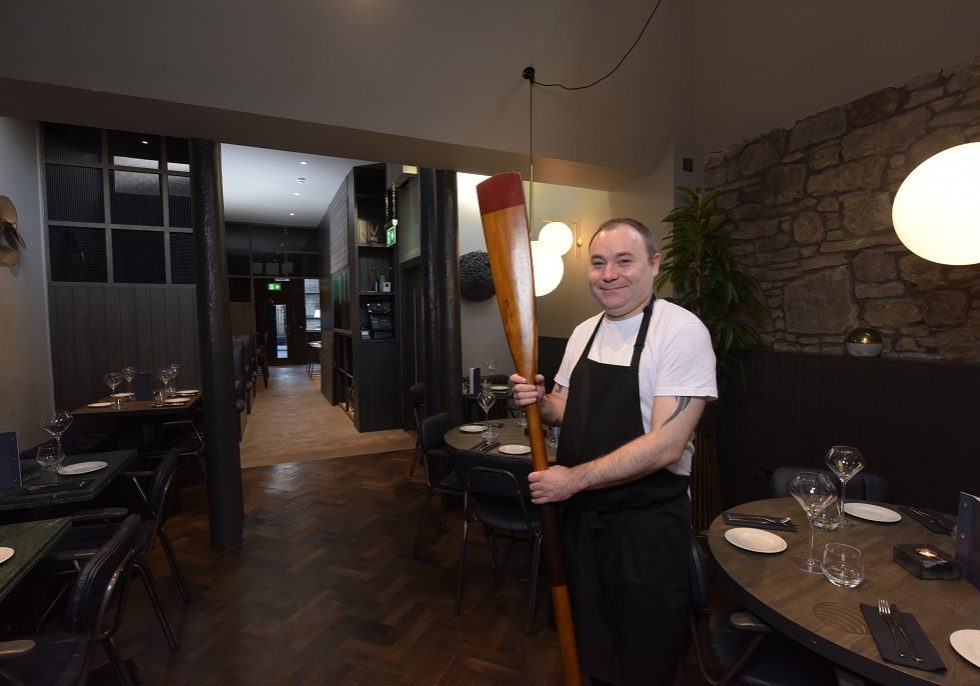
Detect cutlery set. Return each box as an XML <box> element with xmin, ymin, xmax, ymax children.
<box><xmin>724</xmin><ymin>512</ymin><xmax>796</xmax><ymax>528</ymax></box>
<box><xmin>470</xmin><ymin>440</ymin><xmax>500</xmax><ymax>452</ymax></box>
<box><xmin>877</xmin><ymin>599</ymin><xmax>923</xmax><ymax>662</ymax></box>
<box><xmin>906</xmin><ymin>507</ymin><xmax>954</xmax><ymax>534</ymax></box>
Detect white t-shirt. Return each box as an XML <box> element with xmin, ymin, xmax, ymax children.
<box><xmin>553</xmin><ymin>299</ymin><xmax>718</xmax><ymax>476</ymax></box>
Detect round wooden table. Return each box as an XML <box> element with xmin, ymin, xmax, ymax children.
<box><xmin>443</xmin><ymin>417</ymin><xmax>556</xmax><ymax>463</ymax></box>
<box><xmin>708</xmin><ymin>497</ymin><xmax>978</xmax><ymax>685</ymax></box>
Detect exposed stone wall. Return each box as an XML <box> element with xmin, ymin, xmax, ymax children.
<box><xmin>704</xmin><ymin>56</ymin><xmax>980</xmax><ymax>360</ymax></box>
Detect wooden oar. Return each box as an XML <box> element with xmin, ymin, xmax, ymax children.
<box><xmin>476</xmin><ymin>172</ymin><xmax>581</xmax><ymax>686</ymax></box>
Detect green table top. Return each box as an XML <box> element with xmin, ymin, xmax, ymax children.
<box><xmin>0</xmin><ymin>450</ymin><xmax>136</xmax><ymax>512</ymax></box>
<box><xmin>0</xmin><ymin>518</ymin><xmax>71</xmax><ymax>602</ymax></box>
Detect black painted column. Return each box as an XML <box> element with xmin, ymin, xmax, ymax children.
<box><xmin>190</xmin><ymin>139</ymin><xmax>244</xmax><ymax>551</ymax></box>
<box><xmin>419</xmin><ymin>169</ymin><xmax>462</xmax><ymax>424</ymax></box>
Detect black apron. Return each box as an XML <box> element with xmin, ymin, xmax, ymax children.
<box><xmin>556</xmin><ymin>296</ymin><xmax>692</xmax><ymax>686</ymax></box>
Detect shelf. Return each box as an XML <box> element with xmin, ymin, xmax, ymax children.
<box><xmin>359</xmin><ymin>290</ymin><xmax>393</xmax><ymax>296</ymax></box>
<box><xmin>357</xmin><ymin>243</ymin><xmax>392</xmax><ymax>249</ymax></box>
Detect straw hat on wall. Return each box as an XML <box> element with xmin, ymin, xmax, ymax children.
<box><xmin>0</xmin><ymin>196</ymin><xmax>26</xmax><ymax>267</ymax></box>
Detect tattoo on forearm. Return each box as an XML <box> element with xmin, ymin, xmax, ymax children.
<box><xmin>661</xmin><ymin>396</ymin><xmax>692</xmax><ymax>428</ymax></box>
<box><xmin>554</xmin><ymin>384</ymin><xmax>564</xmax><ymax>392</ymax></box>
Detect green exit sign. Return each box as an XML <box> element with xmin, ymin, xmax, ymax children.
<box><xmin>386</xmin><ymin>225</ymin><xmax>397</xmax><ymax>247</ymax></box>
<box><xmin>267</xmin><ymin>283</ymin><xmax>282</xmax><ymax>292</ymax></box>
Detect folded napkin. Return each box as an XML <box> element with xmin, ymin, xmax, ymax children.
<box><xmin>900</xmin><ymin>507</ymin><xmax>954</xmax><ymax>535</ymax></box>
<box><xmin>860</xmin><ymin>603</ymin><xmax>946</xmax><ymax>672</ymax></box>
<box><xmin>723</xmin><ymin>512</ymin><xmax>797</xmax><ymax>532</ymax></box>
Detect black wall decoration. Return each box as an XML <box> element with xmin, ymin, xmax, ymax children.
<box><xmin>459</xmin><ymin>250</ymin><xmax>495</xmax><ymax>302</ymax></box>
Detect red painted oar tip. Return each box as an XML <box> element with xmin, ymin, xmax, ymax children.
<box><xmin>476</xmin><ymin>172</ymin><xmax>525</xmax><ymax>215</ymax></box>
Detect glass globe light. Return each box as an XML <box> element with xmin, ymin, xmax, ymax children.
<box><xmin>539</xmin><ymin>221</ymin><xmax>574</xmax><ymax>256</ymax></box>
<box><xmin>530</xmin><ymin>240</ymin><xmax>563</xmax><ymax>296</ymax></box>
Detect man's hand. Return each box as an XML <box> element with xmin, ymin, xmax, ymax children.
<box><xmin>509</xmin><ymin>373</ymin><xmax>545</xmax><ymax>407</ymax></box>
<box><xmin>528</xmin><ymin>465</ymin><xmax>584</xmax><ymax>504</ymax></box>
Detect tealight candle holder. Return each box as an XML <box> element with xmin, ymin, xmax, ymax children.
<box><xmin>893</xmin><ymin>543</ymin><xmax>960</xmax><ymax>579</ymax></box>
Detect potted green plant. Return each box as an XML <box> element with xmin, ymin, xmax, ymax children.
<box><xmin>656</xmin><ymin>185</ymin><xmax>765</xmax><ymax>385</ymax></box>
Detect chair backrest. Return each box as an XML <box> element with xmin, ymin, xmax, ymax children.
<box><xmin>770</xmin><ymin>466</ymin><xmax>892</xmax><ymax>502</ymax></box>
<box><xmin>688</xmin><ymin>537</ymin><xmax>712</xmax><ymax>612</ymax></box>
<box><xmin>147</xmin><ymin>448</ymin><xmax>179</xmax><ymax>522</ymax></box>
<box><xmin>64</xmin><ymin>513</ymin><xmax>140</xmax><ymax>633</ymax></box>
<box><xmin>419</xmin><ymin>412</ymin><xmax>453</xmax><ymax>454</ymax></box>
<box><xmin>409</xmin><ymin>382</ymin><xmax>426</xmax><ymax>425</ymax></box>
<box><xmin>453</xmin><ymin>450</ymin><xmax>535</xmax><ymax>501</ymax></box>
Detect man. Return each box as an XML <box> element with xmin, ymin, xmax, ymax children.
<box><xmin>511</xmin><ymin>218</ymin><xmax>717</xmax><ymax>686</ymax></box>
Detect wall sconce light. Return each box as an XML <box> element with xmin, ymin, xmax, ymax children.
<box><xmin>539</xmin><ymin>220</ymin><xmax>581</xmax><ymax>257</ymax></box>
<box><xmin>893</xmin><ymin>142</ymin><xmax>980</xmax><ymax>265</ymax></box>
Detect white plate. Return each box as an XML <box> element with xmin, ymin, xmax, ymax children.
<box><xmin>950</xmin><ymin>629</ymin><xmax>980</xmax><ymax>669</ymax></box>
<box><xmin>498</xmin><ymin>444</ymin><xmax>531</xmax><ymax>455</ymax></box>
<box><xmin>0</xmin><ymin>547</ymin><xmax>13</xmax><ymax>564</ymax></box>
<box><xmin>843</xmin><ymin>502</ymin><xmax>901</xmax><ymax>523</ymax></box>
<box><xmin>164</xmin><ymin>398</ymin><xmax>189</xmax><ymax>404</ymax></box>
<box><xmin>176</xmin><ymin>390</ymin><xmax>199</xmax><ymax>395</ymax></box>
<box><xmin>57</xmin><ymin>460</ymin><xmax>107</xmax><ymax>476</ymax></box>
<box><xmin>87</xmin><ymin>401</ymin><xmax>112</xmax><ymax>408</ymax></box>
<box><xmin>724</xmin><ymin>527</ymin><xmax>787</xmax><ymax>554</ymax></box>
<box><xmin>111</xmin><ymin>392</ymin><xmax>134</xmax><ymax>398</ymax></box>
<box><xmin>490</xmin><ymin>385</ymin><xmax>510</xmax><ymax>392</ymax></box>
<box><xmin>459</xmin><ymin>425</ymin><xmax>485</xmax><ymax>433</ymax></box>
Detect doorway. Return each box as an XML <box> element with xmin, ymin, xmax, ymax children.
<box><xmin>254</xmin><ymin>278</ymin><xmax>308</xmax><ymax>365</ymax></box>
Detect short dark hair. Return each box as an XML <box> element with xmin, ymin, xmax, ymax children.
<box><xmin>589</xmin><ymin>218</ymin><xmax>659</xmax><ymax>259</ymax></box>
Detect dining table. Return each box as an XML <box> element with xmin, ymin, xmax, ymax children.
<box><xmin>72</xmin><ymin>390</ymin><xmax>202</xmax><ymax>445</ymax></box>
<box><xmin>460</xmin><ymin>383</ymin><xmax>514</xmax><ymax>422</ymax></box>
<box><xmin>0</xmin><ymin>449</ymin><xmax>137</xmax><ymax>514</ymax></box>
<box><xmin>0</xmin><ymin>518</ymin><xmax>71</xmax><ymax>603</ymax></box>
<box><xmin>708</xmin><ymin>497</ymin><xmax>979</xmax><ymax>685</ymax></box>
<box><xmin>443</xmin><ymin>417</ymin><xmax>557</xmax><ymax>463</ymax></box>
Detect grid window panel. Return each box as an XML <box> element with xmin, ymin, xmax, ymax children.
<box><xmin>166</xmin><ymin>138</ymin><xmax>190</xmax><ymax>172</ymax></box>
<box><xmin>42</xmin><ymin>123</ymin><xmax>101</xmax><ymax>163</ymax></box>
<box><xmin>49</xmin><ymin>226</ymin><xmax>107</xmax><ymax>282</ymax></box>
<box><xmin>112</xmin><ymin>229</ymin><xmax>165</xmax><ymax>283</ymax></box>
<box><xmin>45</xmin><ymin>165</ymin><xmax>105</xmax><ymax>223</ymax></box>
<box><xmin>110</xmin><ymin>171</ymin><xmax>163</xmax><ymax>226</ymax></box>
<box><xmin>170</xmin><ymin>232</ymin><xmax>195</xmax><ymax>284</ymax></box>
<box><xmin>108</xmin><ymin>130</ymin><xmax>160</xmax><ymax>169</ymax></box>
<box><xmin>168</xmin><ymin>175</ymin><xmax>192</xmax><ymax>228</ymax></box>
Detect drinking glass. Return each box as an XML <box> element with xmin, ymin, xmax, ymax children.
<box><xmin>167</xmin><ymin>362</ymin><xmax>181</xmax><ymax>393</ymax></box>
<box><xmin>821</xmin><ymin>543</ymin><xmax>865</xmax><ymax>588</ymax></box>
<box><xmin>789</xmin><ymin>471</ymin><xmax>838</xmax><ymax>574</ymax></box>
<box><xmin>477</xmin><ymin>388</ymin><xmax>496</xmax><ymax>435</ymax></box>
<box><xmin>824</xmin><ymin>445</ymin><xmax>865</xmax><ymax>528</ymax></box>
<box><xmin>104</xmin><ymin>371</ymin><xmax>124</xmax><ymax>407</ymax></box>
<box><xmin>157</xmin><ymin>367</ymin><xmax>175</xmax><ymax>399</ymax></box>
<box><xmin>39</xmin><ymin>410</ymin><xmax>72</xmax><ymax>461</ymax></box>
<box><xmin>547</xmin><ymin>426</ymin><xmax>561</xmax><ymax>450</ymax></box>
<box><xmin>36</xmin><ymin>444</ymin><xmax>61</xmax><ymax>473</ymax></box>
<box><xmin>122</xmin><ymin>365</ymin><xmax>137</xmax><ymax>395</ymax></box>
<box><xmin>485</xmin><ymin>359</ymin><xmax>496</xmax><ymax>381</ymax></box>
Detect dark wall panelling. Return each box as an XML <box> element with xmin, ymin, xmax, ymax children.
<box><xmin>50</xmin><ymin>284</ymin><xmax>199</xmax><ymax>410</ymax></box>
<box><xmin>720</xmin><ymin>350</ymin><xmax>980</xmax><ymax>513</ymax></box>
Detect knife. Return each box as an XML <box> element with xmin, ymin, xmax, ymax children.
<box><xmin>479</xmin><ymin>441</ymin><xmax>500</xmax><ymax>452</ymax></box>
<box><xmin>907</xmin><ymin>507</ymin><xmax>953</xmax><ymax>533</ymax></box>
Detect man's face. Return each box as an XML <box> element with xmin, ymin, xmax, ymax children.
<box><xmin>588</xmin><ymin>224</ymin><xmax>660</xmax><ymax>320</ymax></box>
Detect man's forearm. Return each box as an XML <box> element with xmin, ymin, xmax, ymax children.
<box><xmin>539</xmin><ymin>384</ymin><xmax>566</xmax><ymax>425</ymax></box>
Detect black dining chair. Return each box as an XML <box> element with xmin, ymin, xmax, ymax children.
<box><xmin>688</xmin><ymin>538</ymin><xmax>864</xmax><ymax>686</ymax></box>
<box><xmin>412</xmin><ymin>412</ymin><xmax>463</xmax><ymax>556</ymax></box>
<box><xmin>770</xmin><ymin>466</ymin><xmax>892</xmax><ymax>503</ymax></box>
<box><xmin>452</xmin><ymin>449</ymin><xmax>542</xmax><ymax>634</ymax></box>
<box><xmin>0</xmin><ymin>514</ymin><xmax>142</xmax><ymax>686</ymax></box>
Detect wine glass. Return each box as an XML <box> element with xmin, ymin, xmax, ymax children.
<box><xmin>121</xmin><ymin>365</ymin><xmax>137</xmax><ymax>395</ymax></box>
<box><xmin>157</xmin><ymin>367</ymin><xmax>175</xmax><ymax>399</ymax></box>
<box><xmin>824</xmin><ymin>446</ymin><xmax>865</xmax><ymax>528</ymax></box>
<box><xmin>167</xmin><ymin>362</ymin><xmax>181</xmax><ymax>389</ymax></box>
<box><xmin>485</xmin><ymin>359</ymin><xmax>496</xmax><ymax>382</ymax></box>
<box><xmin>39</xmin><ymin>410</ymin><xmax>72</xmax><ymax>461</ymax></box>
<box><xmin>36</xmin><ymin>444</ymin><xmax>61</xmax><ymax>473</ymax></box>
<box><xmin>789</xmin><ymin>471</ymin><xmax>838</xmax><ymax>574</ymax></box>
<box><xmin>477</xmin><ymin>388</ymin><xmax>496</xmax><ymax>437</ymax></box>
<box><xmin>104</xmin><ymin>371</ymin><xmax>124</xmax><ymax>407</ymax></box>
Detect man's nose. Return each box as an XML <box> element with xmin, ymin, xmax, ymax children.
<box><xmin>602</xmin><ymin>263</ymin><xmax>619</xmax><ymax>280</ymax></box>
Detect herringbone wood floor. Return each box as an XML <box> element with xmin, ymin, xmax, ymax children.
<box><xmin>94</xmin><ymin>368</ymin><xmax>709</xmax><ymax>685</ymax></box>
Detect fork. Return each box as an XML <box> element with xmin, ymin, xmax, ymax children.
<box><xmin>728</xmin><ymin>514</ymin><xmax>792</xmax><ymax>524</ymax></box>
<box><xmin>878</xmin><ymin>599</ymin><xmax>923</xmax><ymax>661</ymax></box>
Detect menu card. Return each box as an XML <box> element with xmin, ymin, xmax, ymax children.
<box><xmin>955</xmin><ymin>492</ymin><xmax>980</xmax><ymax>590</ymax></box>
<box><xmin>134</xmin><ymin>372</ymin><xmax>153</xmax><ymax>400</ymax></box>
<box><xmin>0</xmin><ymin>431</ymin><xmax>21</xmax><ymax>491</ymax></box>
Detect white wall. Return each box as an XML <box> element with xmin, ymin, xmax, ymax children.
<box><xmin>0</xmin><ymin>117</ymin><xmax>54</xmax><ymax>449</ymax></box>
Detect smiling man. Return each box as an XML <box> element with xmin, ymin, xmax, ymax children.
<box><xmin>511</xmin><ymin>218</ymin><xmax>717</xmax><ymax>686</ymax></box>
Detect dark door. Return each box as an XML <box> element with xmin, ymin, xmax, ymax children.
<box><xmin>254</xmin><ymin>279</ymin><xmax>307</xmax><ymax>365</ymax></box>
<box><xmin>399</xmin><ymin>260</ymin><xmax>423</xmax><ymax>428</ymax></box>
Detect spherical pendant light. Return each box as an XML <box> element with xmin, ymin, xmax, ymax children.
<box><xmin>530</xmin><ymin>240</ymin><xmax>563</xmax><ymax>296</ymax></box>
<box><xmin>892</xmin><ymin>142</ymin><xmax>980</xmax><ymax>265</ymax></box>
<box><xmin>539</xmin><ymin>221</ymin><xmax>574</xmax><ymax>256</ymax></box>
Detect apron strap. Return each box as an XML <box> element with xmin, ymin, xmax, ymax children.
<box><xmin>629</xmin><ymin>293</ymin><xmax>657</xmax><ymax>368</ymax></box>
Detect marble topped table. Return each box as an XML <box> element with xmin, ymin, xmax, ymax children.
<box><xmin>0</xmin><ymin>518</ymin><xmax>71</xmax><ymax>602</ymax></box>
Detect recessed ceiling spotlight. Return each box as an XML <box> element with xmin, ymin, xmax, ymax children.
<box><xmin>140</xmin><ymin>139</ymin><xmax>149</xmax><ymax>145</ymax></box>
<box><xmin>298</xmin><ymin>160</ymin><xmax>309</xmax><ymax>165</ymax></box>
<box><xmin>292</xmin><ymin>192</ymin><xmax>300</xmax><ymax>196</ymax></box>
<box><xmin>289</xmin><ymin>212</ymin><xmax>295</xmax><ymax>216</ymax></box>
<box><xmin>297</xmin><ymin>177</ymin><xmax>306</xmax><ymax>183</ymax></box>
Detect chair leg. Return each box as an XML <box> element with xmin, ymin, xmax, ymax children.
<box><xmin>525</xmin><ymin>532</ymin><xmax>543</xmax><ymax>634</ymax></box>
<box><xmin>101</xmin><ymin>636</ymin><xmax>137</xmax><ymax>686</ymax></box>
<box><xmin>134</xmin><ymin>559</ymin><xmax>180</xmax><ymax>649</ymax></box>
<box><xmin>453</xmin><ymin>516</ymin><xmax>471</xmax><ymax>616</ymax></box>
<box><xmin>408</xmin><ymin>439</ymin><xmax>421</xmax><ymax>477</ymax></box>
<box><xmin>157</xmin><ymin>526</ymin><xmax>191</xmax><ymax>603</ymax></box>
<box><xmin>412</xmin><ymin>490</ymin><xmax>434</xmax><ymax>556</ymax></box>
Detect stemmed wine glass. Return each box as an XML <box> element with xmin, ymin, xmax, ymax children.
<box><xmin>39</xmin><ymin>410</ymin><xmax>72</xmax><ymax>461</ymax></box>
<box><xmin>476</xmin><ymin>386</ymin><xmax>496</xmax><ymax>439</ymax></box>
<box><xmin>121</xmin><ymin>365</ymin><xmax>137</xmax><ymax>396</ymax></box>
<box><xmin>789</xmin><ymin>471</ymin><xmax>838</xmax><ymax>574</ymax></box>
<box><xmin>485</xmin><ymin>359</ymin><xmax>496</xmax><ymax>382</ymax></box>
<box><xmin>104</xmin><ymin>371</ymin><xmax>124</xmax><ymax>408</ymax></box>
<box><xmin>824</xmin><ymin>445</ymin><xmax>865</xmax><ymax>528</ymax></box>
<box><xmin>157</xmin><ymin>367</ymin><xmax>175</xmax><ymax>399</ymax></box>
<box><xmin>167</xmin><ymin>362</ymin><xmax>181</xmax><ymax>393</ymax></box>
